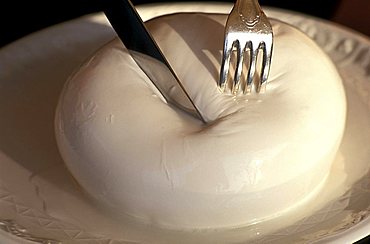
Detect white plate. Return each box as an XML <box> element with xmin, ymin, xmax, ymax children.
<box><xmin>0</xmin><ymin>3</ymin><xmax>369</xmax><ymax>244</ymax></box>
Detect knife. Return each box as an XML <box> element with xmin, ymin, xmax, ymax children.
<box><xmin>103</xmin><ymin>0</ymin><xmax>206</xmax><ymax>123</ymax></box>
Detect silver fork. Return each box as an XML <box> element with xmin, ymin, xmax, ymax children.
<box><xmin>219</xmin><ymin>0</ymin><xmax>273</xmax><ymax>94</ymax></box>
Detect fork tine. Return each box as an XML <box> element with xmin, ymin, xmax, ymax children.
<box><xmin>219</xmin><ymin>0</ymin><xmax>273</xmax><ymax>95</ymax></box>
<box><xmin>232</xmin><ymin>40</ymin><xmax>244</xmax><ymax>94</ymax></box>
<box><xmin>219</xmin><ymin>38</ymin><xmax>234</xmax><ymax>92</ymax></box>
<box><xmin>260</xmin><ymin>38</ymin><xmax>273</xmax><ymax>91</ymax></box>
<box><xmin>245</xmin><ymin>41</ymin><xmax>258</xmax><ymax>94</ymax></box>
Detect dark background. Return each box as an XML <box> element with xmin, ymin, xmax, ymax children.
<box><xmin>0</xmin><ymin>0</ymin><xmax>369</xmax><ymax>48</ymax></box>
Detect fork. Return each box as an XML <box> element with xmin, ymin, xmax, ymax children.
<box><xmin>219</xmin><ymin>0</ymin><xmax>273</xmax><ymax>94</ymax></box>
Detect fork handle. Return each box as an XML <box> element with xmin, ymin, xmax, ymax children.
<box><xmin>235</xmin><ymin>0</ymin><xmax>262</xmax><ymax>27</ymax></box>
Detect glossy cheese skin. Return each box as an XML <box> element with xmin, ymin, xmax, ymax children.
<box><xmin>55</xmin><ymin>14</ymin><xmax>346</xmax><ymax>229</ymax></box>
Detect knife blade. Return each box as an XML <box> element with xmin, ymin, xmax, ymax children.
<box><xmin>103</xmin><ymin>0</ymin><xmax>206</xmax><ymax>123</ymax></box>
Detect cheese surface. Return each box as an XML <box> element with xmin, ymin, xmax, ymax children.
<box><xmin>55</xmin><ymin>13</ymin><xmax>346</xmax><ymax>229</ymax></box>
